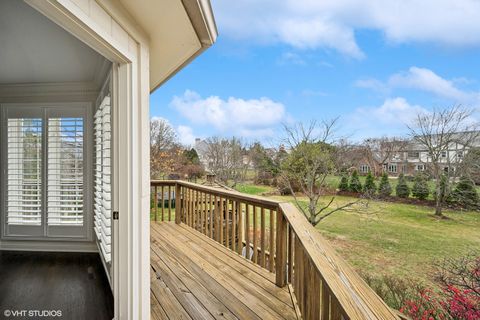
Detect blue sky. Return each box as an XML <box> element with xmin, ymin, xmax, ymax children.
<box><xmin>150</xmin><ymin>0</ymin><xmax>480</xmax><ymax>146</ymax></box>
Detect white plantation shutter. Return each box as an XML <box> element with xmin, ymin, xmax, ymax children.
<box><xmin>47</xmin><ymin>117</ymin><xmax>84</xmax><ymax>225</ymax></box>
<box><xmin>94</xmin><ymin>96</ymin><xmax>112</xmax><ymax>263</ymax></box>
<box><xmin>6</xmin><ymin>118</ymin><xmax>42</xmax><ymax>225</ymax></box>
<box><xmin>3</xmin><ymin>105</ymin><xmax>89</xmax><ymax>239</ymax></box>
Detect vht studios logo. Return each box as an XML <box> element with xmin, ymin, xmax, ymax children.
<box><xmin>3</xmin><ymin>309</ymin><xmax>62</xmax><ymax>318</ymax></box>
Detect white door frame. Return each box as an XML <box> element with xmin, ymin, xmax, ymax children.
<box><xmin>24</xmin><ymin>1</ymin><xmax>151</xmax><ymax>319</ymax></box>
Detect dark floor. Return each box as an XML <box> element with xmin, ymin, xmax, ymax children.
<box><xmin>0</xmin><ymin>251</ymin><xmax>114</xmax><ymax>320</ymax></box>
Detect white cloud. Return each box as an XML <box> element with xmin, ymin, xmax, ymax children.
<box><xmin>177</xmin><ymin>125</ymin><xmax>196</xmax><ymax>146</ymax></box>
<box><xmin>389</xmin><ymin>67</ymin><xmax>470</xmax><ymax>102</ymax></box>
<box><xmin>170</xmin><ymin>90</ymin><xmax>286</xmax><ymax>139</ymax></box>
<box><xmin>347</xmin><ymin>97</ymin><xmax>428</xmax><ymax>139</ymax></box>
<box><xmin>211</xmin><ymin>0</ymin><xmax>480</xmax><ymax>58</ymax></box>
<box><xmin>356</xmin><ymin>67</ymin><xmax>480</xmax><ymax>106</ymax></box>
<box><xmin>366</xmin><ymin>97</ymin><xmax>427</xmax><ymax>125</ymax></box>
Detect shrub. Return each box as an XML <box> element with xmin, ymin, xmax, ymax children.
<box><xmin>338</xmin><ymin>175</ymin><xmax>349</xmax><ymax>192</ymax></box>
<box><xmin>349</xmin><ymin>170</ymin><xmax>363</xmax><ymax>193</ymax></box>
<box><xmin>401</xmin><ymin>253</ymin><xmax>480</xmax><ymax>320</ymax></box>
<box><xmin>378</xmin><ymin>172</ymin><xmax>392</xmax><ymax>197</ymax></box>
<box><xmin>412</xmin><ymin>173</ymin><xmax>430</xmax><ymax>200</ymax></box>
<box><xmin>363</xmin><ymin>171</ymin><xmax>377</xmax><ymax>195</ymax></box>
<box><xmin>361</xmin><ymin>272</ymin><xmax>423</xmax><ymax>310</ymax></box>
<box><xmin>401</xmin><ymin>285</ymin><xmax>480</xmax><ymax>320</ymax></box>
<box><xmin>396</xmin><ymin>173</ymin><xmax>410</xmax><ymax>198</ymax></box>
<box><xmin>451</xmin><ymin>176</ymin><xmax>479</xmax><ymax>209</ymax></box>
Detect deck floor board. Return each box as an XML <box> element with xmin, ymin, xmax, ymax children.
<box><xmin>151</xmin><ymin>222</ymin><xmax>297</xmax><ymax>320</ymax></box>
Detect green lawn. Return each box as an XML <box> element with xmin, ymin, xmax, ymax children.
<box><xmin>234</xmin><ymin>183</ymin><xmax>275</xmax><ymax>195</ymax></box>
<box><xmin>270</xmin><ymin>194</ymin><xmax>480</xmax><ymax>287</ymax></box>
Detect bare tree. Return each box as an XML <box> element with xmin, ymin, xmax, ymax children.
<box><xmin>150</xmin><ymin>118</ymin><xmax>179</xmax><ymax>179</ymax></box>
<box><xmin>407</xmin><ymin>105</ymin><xmax>480</xmax><ymax>217</ymax></box>
<box><xmin>150</xmin><ymin>118</ymin><xmax>177</xmax><ymax>151</ymax></box>
<box><xmin>203</xmin><ymin>137</ymin><xmax>250</xmax><ymax>187</ymax></box>
<box><xmin>280</xmin><ymin>120</ymin><xmax>367</xmax><ymax>226</ymax></box>
<box><xmin>362</xmin><ymin>137</ymin><xmax>408</xmax><ymax>175</ymax></box>
<box><xmin>332</xmin><ymin>139</ymin><xmax>364</xmax><ymax>173</ymax></box>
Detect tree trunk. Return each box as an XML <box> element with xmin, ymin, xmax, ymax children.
<box><xmin>435</xmin><ymin>188</ymin><xmax>443</xmax><ymax>217</ymax></box>
<box><xmin>309</xmin><ymin>199</ymin><xmax>316</xmax><ymax>225</ymax></box>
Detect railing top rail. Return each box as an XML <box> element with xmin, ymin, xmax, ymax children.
<box><xmin>151</xmin><ymin>180</ymin><xmax>281</xmax><ymax>209</ymax></box>
<box><xmin>279</xmin><ymin>202</ymin><xmax>400</xmax><ymax>319</ymax></box>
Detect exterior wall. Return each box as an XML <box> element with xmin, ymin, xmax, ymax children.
<box><xmin>357</xmin><ymin>144</ymin><xmax>473</xmax><ymax>177</ymax></box>
<box><xmin>25</xmin><ymin>1</ymin><xmax>151</xmax><ymax>319</ymax></box>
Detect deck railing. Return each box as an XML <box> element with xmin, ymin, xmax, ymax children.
<box><xmin>151</xmin><ymin>180</ymin><xmax>402</xmax><ymax>320</ymax></box>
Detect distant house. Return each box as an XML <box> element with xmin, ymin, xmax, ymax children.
<box><xmin>356</xmin><ymin>132</ymin><xmax>480</xmax><ymax>177</ymax></box>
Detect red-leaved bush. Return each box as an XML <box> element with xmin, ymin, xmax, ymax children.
<box><xmin>401</xmin><ymin>253</ymin><xmax>480</xmax><ymax>320</ymax></box>
<box><xmin>442</xmin><ymin>286</ymin><xmax>480</xmax><ymax>320</ymax></box>
<box><xmin>401</xmin><ymin>286</ymin><xmax>480</xmax><ymax>320</ymax></box>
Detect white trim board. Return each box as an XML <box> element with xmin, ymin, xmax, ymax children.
<box><xmin>0</xmin><ymin>239</ymin><xmax>98</xmax><ymax>252</ymax></box>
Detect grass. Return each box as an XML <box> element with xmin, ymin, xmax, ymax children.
<box><xmin>234</xmin><ymin>183</ymin><xmax>275</xmax><ymax>195</ymax></box>
<box><xmin>270</xmin><ymin>193</ymin><xmax>480</xmax><ymax>287</ymax></box>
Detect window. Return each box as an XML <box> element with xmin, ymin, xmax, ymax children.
<box><xmin>408</xmin><ymin>151</ymin><xmax>420</xmax><ymax>158</ymax></box>
<box><xmin>94</xmin><ymin>95</ymin><xmax>112</xmax><ymax>263</ymax></box>
<box><xmin>2</xmin><ymin>105</ymin><xmax>88</xmax><ymax>238</ymax></box>
<box><xmin>388</xmin><ymin>164</ymin><xmax>397</xmax><ymax>173</ymax></box>
<box><xmin>457</xmin><ymin>151</ymin><xmax>463</xmax><ymax>159</ymax></box>
<box><xmin>47</xmin><ymin>117</ymin><xmax>84</xmax><ymax>226</ymax></box>
<box><xmin>441</xmin><ymin>151</ymin><xmax>447</xmax><ymax>158</ymax></box>
<box><xmin>359</xmin><ymin>164</ymin><xmax>370</xmax><ymax>173</ymax></box>
<box><xmin>416</xmin><ymin>164</ymin><xmax>425</xmax><ymax>171</ymax></box>
<box><xmin>6</xmin><ymin>118</ymin><xmax>43</xmax><ymax>226</ymax></box>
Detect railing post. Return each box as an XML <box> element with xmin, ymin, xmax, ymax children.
<box><xmin>175</xmin><ymin>183</ymin><xmax>182</xmax><ymax>224</ymax></box>
<box><xmin>275</xmin><ymin>205</ymin><xmax>287</xmax><ymax>287</ymax></box>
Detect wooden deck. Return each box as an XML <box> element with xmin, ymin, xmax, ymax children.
<box><xmin>150</xmin><ymin>222</ymin><xmax>298</xmax><ymax>320</ymax></box>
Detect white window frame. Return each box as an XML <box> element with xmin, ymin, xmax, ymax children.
<box><xmin>388</xmin><ymin>163</ymin><xmax>397</xmax><ymax>173</ymax></box>
<box><xmin>1</xmin><ymin>103</ymin><xmax>92</xmax><ymax>241</ymax></box>
<box><xmin>359</xmin><ymin>164</ymin><xmax>370</xmax><ymax>173</ymax></box>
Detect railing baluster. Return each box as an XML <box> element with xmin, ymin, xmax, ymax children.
<box><xmin>175</xmin><ymin>184</ymin><xmax>182</xmax><ymax>224</ymax></box>
<box><xmin>202</xmin><ymin>192</ymin><xmax>205</xmax><ymax>232</ymax></box>
<box><xmin>160</xmin><ymin>186</ymin><xmax>164</xmax><ymax>221</ymax></box>
<box><xmin>188</xmin><ymin>188</ymin><xmax>192</xmax><ymax>227</ymax></box>
<box><xmin>260</xmin><ymin>207</ymin><xmax>266</xmax><ymax>268</ymax></box>
<box><xmin>237</xmin><ymin>201</ymin><xmax>243</xmax><ymax>255</ymax></box>
<box><xmin>219</xmin><ymin>197</ymin><xmax>224</xmax><ymax>245</ymax></box>
<box><xmin>253</xmin><ymin>205</ymin><xmax>258</xmax><ymax>264</ymax></box>
<box><xmin>275</xmin><ymin>207</ymin><xmax>287</xmax><ymax>287</ymax></box>
<box><xmin>225</xmin><ymin>199</ymin><xmax>230</xmax><ymax>249</ymax></box>
<box><xmin>321</xmin><ymin>279</ymin><xmax>330</xmax><ymax>319</ymax></box>
<box><xmin>213</xmin><ymin>195</ymin><xmax>218</xmax><ymax>242</ymax></box>
<box><xmin>154</xmin><ymin>186</ymin><xmax>158</xmax><ymax>222</ymax></box>
<box><xmin>245</xmin><ymin>204</ymin><xmax>251</xmax><ymax>260</ymax></box>
<box><xmin>231</xmin><ymin>200</ymin><xmax>236</xmax><ymax>251</ymax></box>
<box><xmin>288</xmin><ymin>225</ymin><xmax>293</xmax><ymax>282</ymax></box>
<box><xmin>208</xmin><ymin>194</ymin><xmax>213</xmax><ymax>239</ymax></box>
<box><xmin>269</xmin><ymin>209</ymin><xmax>275</xmax><ymax>272</ymax></box>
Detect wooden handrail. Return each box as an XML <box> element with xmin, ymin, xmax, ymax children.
<box><xmin>277</xmin><ymin>202</ymin><xmax>400</xmax><ymax>319</ymax></box>
<box><xmin>150</xmin><ymin>180</ymin><xmax>402</xmax><ymax>319</ymax></box>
